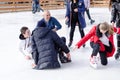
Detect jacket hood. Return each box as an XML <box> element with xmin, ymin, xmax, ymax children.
<box><xmin>19</xmin><ymin>34</ymin><xmax>26</xmax><ymax>40</ymax></box>
<box><xmin>32</xmin><ymin>27</ymin><xmax>50</xmax><ymax>38</ymax></box>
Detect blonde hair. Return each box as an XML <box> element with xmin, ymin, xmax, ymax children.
<box><xmin>99</xmin><ymin>22</ymin><xmax>114</xmax><ymax>35</ymax></box>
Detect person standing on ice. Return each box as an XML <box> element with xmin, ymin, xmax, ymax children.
<box><xmin>32</xmin><ymin>0</ymin><xmax>44</xmax><ymax>14</ymax></box>
<box><xmin>84</xmin><ymin>0</ymin><xmax>95</xmax><ymax>24</ymax></box>
<box><xmin>66</xmin><ymin>0</ymin><xmax>86</xmax><ymax>47</ymax></box>
<box><xmin>74</xmin><ymin>22</ymin><xmax>120</xmax><ymax>68</ymax></box>
<box><xmin>109</xmin><ymin>0</ymin><xmax>120</xmax><ymax>60</ymax></box>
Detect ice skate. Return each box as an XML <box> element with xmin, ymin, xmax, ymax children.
<box><xmin>90</xmin><ymin>56</ymin><xmax>98</xmax><ymax>69</ymax></box>
<box><xmin>115</xmin><ymin>53</ymin><xmax>120</xmax><ymax>60</ymax></box>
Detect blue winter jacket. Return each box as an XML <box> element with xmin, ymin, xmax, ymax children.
<box><xmin>65</xmin><ymin>0</ymin><xmax>86</xmax><ymax>28</ymax></box>
<box><xmin>37</xmin><ymin>17</ymin><xmax>62</xmax><ymax>30</ymax></box>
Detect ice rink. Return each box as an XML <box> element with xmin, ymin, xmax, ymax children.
<box><xmin>0</xmin><ymin>8</ymin><xmax>120</xmax><ymax>80</ymax></box>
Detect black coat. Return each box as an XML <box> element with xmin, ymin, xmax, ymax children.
<box><xmin>32</xmin><ymin>27</ymin><xmax>69</xmax><ymax>69</ymax></box>
<box><xmin>111</xmin><ymin>2</ymin><xmax>120</xmax><ymax>27</ymax></box>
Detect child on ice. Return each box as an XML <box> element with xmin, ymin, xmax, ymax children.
<box><xmin>19</xmin><ymin>26</ymin><xmax>33</xmax><ymax>60</ymax></box>
<box><xmin>74</xmin><ymin>22</ymin><xmax>120</xmax><ymax>69</ymax></box>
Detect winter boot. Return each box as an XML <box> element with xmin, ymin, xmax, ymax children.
<box><xmin>115</xmin><ymin>49</ymin><xmax>120</xmax><ymax>60</ymax></box>
<box><xmin>90</xmin><ymin>56</ymin><xmax>98</xmax><ymax>69</ymax></box>
<box><xmin>59</xmin><ymin>49</ymin><xmax>71</xmax><ymax>63</ymax></box>
<box><xmin>68</xmin><ymin>41</ymin><xmax>72</xmax><ymax>47</ymax></box>
<box><xmin>115</xmin><ymin>53</ymin><xmax>120</xmax><ymax>60</ymax></box>
<box><xmin>90</xmin><ymin>19</ymin><xmax>95</xmax><ymax>24</ymax></box>
<box><xmin>83</xmin><ymin>44</ymin><xmax>86</xmax><ymax>48</ymax></box>
<box><xmin>60</xmin><ymin>56</ymin><xmax>71</xmax><ymax>63</ymax></box>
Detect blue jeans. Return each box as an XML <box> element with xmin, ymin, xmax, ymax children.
<box><xmin>32</xmin><ymin>1</ymin><xmax>43</xmax><ymax>13</ymax></box>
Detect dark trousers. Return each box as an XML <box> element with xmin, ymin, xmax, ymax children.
<box><xmin>70</xmin><ymin>14</ymin><xmax>85</xmax><ymax>41</ymax></box>
<box><xmin>117</xmin><ymin>34</ymin><xmax>120</xmax><ymax>52</ymax></box>
<box><xmin>90</xmin><ymin>42</ymin><xmax>112</xmax><ymax>65</ymax></box>
<box><xmin>55</xmin><ymin>37</ymin><xmax>66</xmax><ymax>61</ymax></box>
<box><xmin>58</xmin><ymin>37</ymin><xmax>66</xmax><ymax>58</ymax></box>
<box><xmin>85</xmin><ymin>8</ymin><xmax>92</xmax><ymax>20</ymax></box>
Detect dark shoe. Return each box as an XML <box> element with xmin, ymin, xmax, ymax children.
<box><xmin>67</xmin><ymin>59</ymin><xmax>71</xmax><ymax>63</ymax></box>
<box><xmin>115</xmin><ymin>53</ymin><xmax>120</xmax><ymax>60</ymax></box>
<box><xmin>90</xmin><ymin>20</ymin><xmax>95</xmax><ymax>24</ymax></box>
<box><xmin>60</xmin><ymin>56</ymin><xmax>71</xmax><ymax>63</ymax></box>
<box><xmin>65</xmin><ymin>19</ymin><xmax>69</xmax><ymax>25</ymax></box>
<box><xmin>68</xmin><ymin>41</ymin><xmax>72</xmax><ymax>47</ymax></box>
<box><xmin>83</xmin><ymin>44</ymin><xmax>86</xmax><ymax>48</ymax></box>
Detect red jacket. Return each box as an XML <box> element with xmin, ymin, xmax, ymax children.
<box><xmin>76</xmin><ymin>26</ymin><xmax>120</xmax><ymax>57</ymax></box>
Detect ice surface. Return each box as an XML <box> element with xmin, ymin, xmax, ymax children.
<box><xmin>0</xmin><ymin>8</ymin><xmax>120</xmax><ymax>80</ymax></box>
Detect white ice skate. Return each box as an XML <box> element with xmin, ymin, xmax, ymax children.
<box><xmin>90</xmin><ymin>56</ymin><xmax>98</xmax><ymax>69</ymax></box>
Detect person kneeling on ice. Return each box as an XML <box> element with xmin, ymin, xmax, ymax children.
<box><xmin>19</xmin><ymin>26</ymin><xmax>33</xmax><ymax>60</ymax></box>
<box><xmin>74</xmin><ymin>22</ymin><xmax>120</xmax><ymax>68</ymax></box>
<box><xmin>31</xmin><ymin>20</ymin><xmax>71</xmax><ymax>70</ymax></box>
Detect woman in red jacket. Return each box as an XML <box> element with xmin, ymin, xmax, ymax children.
<box><xmin>75</xmin><ymin>22</ymin><xmax>120</xmax><ymax>69</ymax></box>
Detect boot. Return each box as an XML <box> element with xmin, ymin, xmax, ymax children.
<box><xmin>59</xmin><ymin>49</ymin><xmax>71</xmax><ymax>63</ymax></box>
<box><xmin>90</xmin><ymin>19</ymin><xmax>95</xmax><ymax>24</ymax></box>
<box><xmin>68</xmin><ymin>41</ymin><xmax>72</xmax><ymax>47</ymax></box>
<box><xmin>115</xmin><ymin>53</ymin><xmax>120</xmax><ymax>60</ymax></box>
<box><xmin>90</xmin><ymin>56</ymin><xmax>98</xmax><ymax>69</ymax></box>
<box><xmin>60</xmin><ymin>56</ymin><xmax>71</xmax><ymax>63</ymax></box>
<box><xmin>83</xmin><ymin>44</ymin><xmax>86</xmax><ymax>48</ymax></box>
<box><xmin>115</xmin><ymin>49</ymin><xmax>120</xmax><ymax>60</ymax></box>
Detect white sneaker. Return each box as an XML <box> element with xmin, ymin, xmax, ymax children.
<box><xmin>90</xmin><ymin>56</ymin><xmax>98</xmax><ymax>69</ymax></box>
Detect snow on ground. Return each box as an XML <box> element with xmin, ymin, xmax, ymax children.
<box><xmin>0</xmin><ymin>8</ymin><xmax>120</xmax><ymax>80</ymax></box>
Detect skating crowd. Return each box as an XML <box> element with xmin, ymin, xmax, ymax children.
<box><xmin>19</xmin><ymin>0</ymin><xmax>120</xmax><ymax>69</ymax></box>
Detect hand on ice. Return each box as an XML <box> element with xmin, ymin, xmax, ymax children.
<box><xmin>72</xmin><ymin>45</ymin><xmax>78</xmax><ymax>51</ymax></box>
<box><xmin>25</xmin><ymin>55</ymin><xmax>32</xmax><ymax>60</ymax></box>
<box><xmin>66</xmin><ymin>53</ymin><xmax>71</xmax><ymax>60</ymax></box>
<box><xmin>32</xmin><ymin>63</ymin><xmax>36</xmax><ymax>68</ymax></box>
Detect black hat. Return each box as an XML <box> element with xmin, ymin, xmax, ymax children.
<box><xmin>37</xmin><ymin>20</ymin><xmax>46</xmax><ymax>27</ymax></box>
<box><xmin>19</xmin><ymin>34</ymin><xmax>26</xmax><ymax>40</ymax></box>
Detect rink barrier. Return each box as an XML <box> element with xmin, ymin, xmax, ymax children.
<box><xmin>0</xmin><ymin>0</ymin><xmax>109</xmax><ymax>13</ymax></box>
<box><xmin>0</xmin><ymin>0</ymin><xmax>32</xmax><ymax>12</ymax></box>
<box><xmin>40</xmin><ymin>0</ymin><xmax>64</xmax><ymax>10</ymax></box>
<box><xmin>91</xmin><ymin>0</ymin><xmax>109</xmax><ymax>7</ymax></box>
<box><xmin>0</xmin><ymin>0</ymin><xmax>65</xmax><ymax>13</ymax></box>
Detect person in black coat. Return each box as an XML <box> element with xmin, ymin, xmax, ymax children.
<box><xmin>110</xmin><ymin>0</ymin><xmax>120</xmax><ymax>60</ymax></box>
<box><xmin>31</xmin><ymin>20</ymin><xmax>71</xmax><ymax>70</ymax></box>
<box><xmin>66</xmin><ymin>0</ymin><xmax>86</xmax><ymax>47</ymax></box>
<box><xmin>37</xmin><ymin>10</ymin><xmax>71</xmax><ymax>63</ymax></box>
